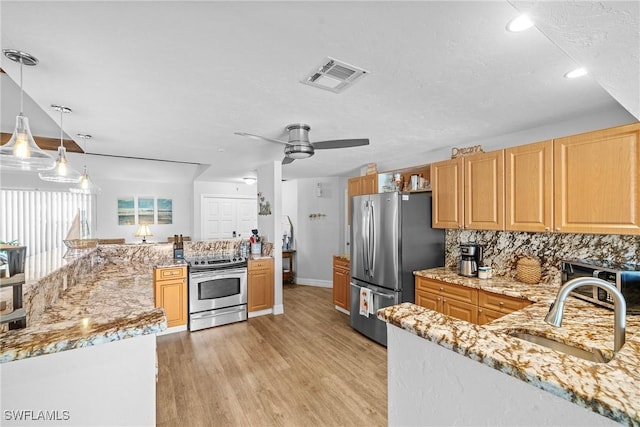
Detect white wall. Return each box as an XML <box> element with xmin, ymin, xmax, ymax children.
<box><xmin>257</xmin><ymin>161</ymin><xmax>283</xmax><ymax>314</ymax></box>
<box><xmin>292</xmin><ymin>177</ymin><xmax>345</xmax><ymax>287</ymax></box>
<box><xmin>282</xmin><ymin>180</ymin><xmax>298</xmax><ymax>249</ymax></box>
<box><xmin>192</xmin><ymin>180</ymin><xmax>257</xmax><ymax>240</ymax></box>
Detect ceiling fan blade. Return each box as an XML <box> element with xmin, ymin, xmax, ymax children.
<box><xmin>282</xmin><ymin>156</ymin><xmax>295</xmax><ymax>165</ymax></box>
<box><xmin>234</xmin><ymin>132</ymin><xmax>291</xmax><ymax>146</ymax></box>
<box><xmin>312</xmin><ymin>138</ymin><xmax>370</xmax><ymax>150</ymax></box>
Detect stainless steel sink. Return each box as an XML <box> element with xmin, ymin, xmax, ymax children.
<box><xmin>508</xmin><ymin>332</ymin><xmax>610</xmax><ymax>363</ymax></box>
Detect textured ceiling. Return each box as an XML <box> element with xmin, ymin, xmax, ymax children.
<box><xmin>1</xmin><ymin>1</ymin><xmax>637</xmax><ymax>183</ymax></box>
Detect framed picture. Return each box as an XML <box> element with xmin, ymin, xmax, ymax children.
<box><xmin>137</xmin><ymin>197</ymin><xmax>155</xmax><ymax>225</ymax></box>
<box><xmin>117</xmin><ymin>198</ymin><xmax>135</xmax><ymax>225</ymax></box>
<box><xmin>157</xmin><ymin>198</ymin><xmax>173</xmax><ymax>224</ymax></box>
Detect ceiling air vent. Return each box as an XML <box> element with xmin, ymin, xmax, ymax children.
<box><xmin>301</xmin><ymin>57</ymin><xmax>369</xmax><ymax>93</ymax></box>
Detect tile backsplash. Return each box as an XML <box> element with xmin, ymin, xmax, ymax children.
<box><xmin>445</xmin><ymin>230</ymin><xmax>640</xmax><ymax>285</ymax></box>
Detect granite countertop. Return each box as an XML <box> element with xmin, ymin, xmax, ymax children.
<box><xmin>378</xmin><ymin>267</ymin><xmax>640</xmax><ymax>425</ymax></box>
<box><xmin>0</xmin><ymin>248</ymin><xmax>172</xmax><ymax>364</ymax></box>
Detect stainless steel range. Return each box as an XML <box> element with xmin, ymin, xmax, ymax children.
<box><xmin>186</xmin><ymin>254</ymin><xmax>248</xmax><ymax>331</ymax></box>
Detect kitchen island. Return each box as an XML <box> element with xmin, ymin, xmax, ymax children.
<box><xmin>0</xmin><ymin>244</ymin><xmax>176</xmax><ymax>427</ymax></box>
<box><xmin>378</xmin><ymin>268</ymin><xmax>640</xmax><ymax>426</ymax></box>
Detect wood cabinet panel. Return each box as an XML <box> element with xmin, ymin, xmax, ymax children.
<box><xmin>442</xmin><ymin>298</ymin><xmax>478</xmax><ymax>324</ymax></box>
<box><xmin>415</xmin><ymin>277</ymin><xmax>477</xmax><ymax>305</ymax></box>
<box><xmin>477</xmin><ymin>307</ymin><xmax>504</xmax><ymax>325</ymax></box>
<box><xmin>332</xmin><ymin>257</ymin><xmax>350</xmax><ymax>311</ymax></box>
<box><xmin>431</xmin><ymin>157</ymin><xmax>464</xmax><ymax>229</ymax></box>
<box><xmin>153</xmin><ymin>266</ymin><xmax>187</xmax><ymax>328</ymax></box>
<box><xmin>464</xmin><ymin>150</ymin><xmax>504</xmax><ymax>230</ymax></box>
<box><xmin>478</xmin><ymin>290</ymin><xmax>530</xmax><ymax>313</ymax></box>
<box><xmin>415</xmin><ymin>290</ymin><xmax>439</xmax><ymax>312</ymax></box>
<box><xmin>505</xmin><ymin>140</ymin><xmax>553</xmax><ymax>232</ymax></box>
<box><xmin>248</xmin><ymin>258</ymin><xmax>274</xmax><ymax>312</ymax></box>
<box><xmin>554</xmin><ymin>123</ymin><xmax>640</xmax><ymax>235</ymax></box>
<box><xmin>347</xmin><ymin>175</ymin><xmax>378</xmax><ymax>225</ymax></box>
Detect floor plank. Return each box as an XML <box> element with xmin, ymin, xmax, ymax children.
<box><xmin>156</xmin><ymin>284</ymin><xmax>387</xmax><ymax>427</ymax></box>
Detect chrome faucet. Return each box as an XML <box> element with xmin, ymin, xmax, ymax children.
<box><xmin>545</xmin><ymin>277</ymin><xmax>626</xmax><ymax>353</ymax></box>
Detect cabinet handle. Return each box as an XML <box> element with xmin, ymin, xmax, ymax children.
<box><xmin>555</xmin><ymin>227</ymin><xmax>561</xmax><ymax>232</ymax></box>
<box><xmin>439</xmin><ymin>287</ymin><xmax>444</xmax><ymax>291</ymax></box>
<box><xmin>437</xmin><ymin>297</ymin><xmax>441</xmax><ymax>301</ymax></box>
<box><xmin>544</xmin><ymin>227</ymin><xmax>550</xmax><ymax>232</ymax></box>
<box><xmin>499</xmin><ymin>302</ymin><xmax>504</xmax><ymax>307</ymax></box>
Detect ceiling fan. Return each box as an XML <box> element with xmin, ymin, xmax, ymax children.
<box><xmin>234</xmin><ymin>123</ymin><xmax>369</xmax><ymax>164</ymax></box>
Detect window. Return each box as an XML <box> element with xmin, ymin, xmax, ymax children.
<box><xmin>0</xmin><ymin>189</ymin><xmax>95</xmax><ymax>256</ymax></box>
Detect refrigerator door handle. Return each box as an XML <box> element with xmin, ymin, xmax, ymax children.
<box><xmin>362</xmin><ymin>200</ymin><xmax>370</xmax><ymax>275</ymax></box>
<box><xmin>369</xmin><ymin>200</ymin><xmax>376</xmax><ymax>277</ymax></box>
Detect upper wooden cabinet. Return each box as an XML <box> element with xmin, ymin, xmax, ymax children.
<box><xmin>431</xmin><ymin>150</ymin><xmax>503</xmax><ymax>230</ymax></box>
<box><xmin>431</xmin><ymin>157</ymin><xmax>464</xmax><ymax>229</ymax></box>
<box><xmin>505</xmin><ymin>140</ymin><xmax>553</xmax><ymax>232</ymax></box>
<box><xmin>347</xmin><ymin>174</ymin><xmax>378</xmax><ymax>224</ymax></box>
<box><xmin>464</xmin><ymin>150</ymin><xmax>504</xmax><ymax>230</ymax></box>
<box><xmin>554</xmin><ymin>123</ymin><xmax>640</xmax><ymax>235</ymax></box>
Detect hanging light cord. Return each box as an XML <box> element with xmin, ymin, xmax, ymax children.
<box><xmin>19</xmin><ymin>56</ymin><xmax>24</xmax><ymax>115</ymax></box>
<box><xmin>59</xmin><ymin>107</ymin><xmax>64</xmax><ymax>148</ymax></box>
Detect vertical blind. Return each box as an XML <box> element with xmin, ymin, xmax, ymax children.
<box><xmin>1</xmin><ymin>189</ymin><xmax>95</xmax><ymax>256</ymax></box>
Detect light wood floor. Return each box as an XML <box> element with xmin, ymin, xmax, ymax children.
<box><xmin>156</xmin><ymin>285</ymin><xmax>388</xmax><ymax>427</ymax></box>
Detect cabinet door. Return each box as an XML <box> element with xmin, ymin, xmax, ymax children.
<box><xmin>464</xmin><ymin>150</ymin><xmax>504</xmax><ymax>230</ymax></box>
<box><xmin>155</xmin><ymin>278</ymin><xmax>187</xmax><ymax>328</ymax></box>
<box><xmin>477</xmin><ymin>307</ymin><xmax>504</xmax><ymax>325</ymax></box>
<box><xmin>361</xmin><ymin>174</ymin><xmax>378</xmax><ymax>195</ymax></box>
<box><xmin>333</xmin><ymin>267</ymin><xmax>350</xmax><ymax>310</ymax></box>
<box><xmin>431</xmin><ymin>157</ymin><xmax>464</xmax><ymax>229</ymax></box>
<box><xmin>505</xmin><ymin>140</ymin><xmax>553</xmax><ymax>232</ymax></box>
<box><xmin>554</xmin><ymin>123</ymin><xmax>640</xmax><ymax>235</ymax></box>
<box><xmin>248</xmin><ymin>260</ymin><xmax>274</xmax><ymax>312</ymax></box>
<box><xmin>415</xmin><ymin>289</ymin><xmax>440</xmax><ymax>312</ymax></box>
<box><xmin>442</xmin><ymin>298</ymin><xmax>478</xmax><ymax>323</ymax></box>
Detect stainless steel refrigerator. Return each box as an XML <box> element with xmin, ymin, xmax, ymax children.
<box><xmin>350</xmin><ymin>191</ymin><xmax>444</xmax><ymax>346</ymax></box>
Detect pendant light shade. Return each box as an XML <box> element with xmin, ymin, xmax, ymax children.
<box><xmin>70</xmin><ymin>134</ymin><xmax>101</xmax><ymax>194</ymax></box>
<box><xmin>0</xmin><ymin>49</ymin><xmax>55</xmax><ymax>171</ymax></box>
<box><xmin>39</xmin><ymin>105</ymin><xmax>82</xmax><ymax>183</ymax></box>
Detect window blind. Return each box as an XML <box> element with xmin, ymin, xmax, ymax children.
<box><xmin>1</xmin><ymin>189</ymin><xmax>95</xmax><ymax>257</ymax></box>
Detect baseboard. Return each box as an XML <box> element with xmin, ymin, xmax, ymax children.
<box><xmin>248</xmin><ymin>308</ymin><xmax>273</xmax><ymax>318</ymax></box>
<box><xmin>156</xmin><ymin>324</ymin><xmax>187</xmax><ymax>336</ymax></box>
<box><xmin>273</xmin><ymin>304</ymin><xmax>284</xmax><ymax>315</ymax></box>
<box><xmin>335</xmin><ymin>306</ymin><xmax>350</xmax><ymax>315</ymax></box>
<box><xmin>294</xmin><ymin>278</ymin><xmax>332</xmax><ymax>288</ymax></box>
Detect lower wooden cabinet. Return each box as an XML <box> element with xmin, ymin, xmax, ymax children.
<box><xmin>333</xmin><ymin>256</ymin><xmax>350</xmax><ymax>311</ymax></box>
<box><xmin>153</xmin><ymin>266</ymin><xmax>188</xmax><ymax>328</ymax></box>
<box><xmin>415</xmin><ymin>276</ymin><xmax>531</xmax><ymax>325</ymax></box>
<box><xmin>248</xmin><ymin>258</ymin><xmax>274</xmax><ymax>312</ymax></box>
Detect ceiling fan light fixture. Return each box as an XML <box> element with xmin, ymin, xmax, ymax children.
<box><xmin>0</xmin><ymin>49</ymin><xmax>55</xmax><ymax>171</ymax></box>
<box><xmin>285</xmin><ymin>144</ymin><xmax>314</xmax><ymax>159</ymax></box>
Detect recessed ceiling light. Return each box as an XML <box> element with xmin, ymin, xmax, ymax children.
<box><xmin>217</xmin><ymin>148</ymin><xmax>225</xmax><ymax>152</ymax></box>
<box><xmin>243</xmin><ymin>177</ymin><xmax>256</xmax><ymax>185</ymax></box>
<box><xmin>564</xmin><ymin>67</ymin><xmax>588</xmax><ymax>79</ymax></box>
<box><xmin>506</xmin><ymin>14</ymin><xmax>534</xmax><ymax>32</ymax></box>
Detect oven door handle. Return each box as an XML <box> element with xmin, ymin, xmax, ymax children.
<box><xmin>189</xmin><ymin>268</ymin><xmax>247</xmax><ymax>279</ymax></box>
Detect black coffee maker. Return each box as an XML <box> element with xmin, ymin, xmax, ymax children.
<box><xmin>459</xmin><ymin>243</ymin><xmax>483</xmax><ymax>277</ymax></box>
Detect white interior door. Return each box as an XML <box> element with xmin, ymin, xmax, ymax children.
<box><xmin>202</xmin><ymin>196</ymin><xmax>257</xmax><ymax>240</ymax></box>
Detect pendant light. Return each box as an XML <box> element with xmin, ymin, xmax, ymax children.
<box><xmin>0</xmin><ymin>49</ymin><xmax>55</xmax><ymax>171</ymax></box>
<box><xmin>70</xmin><ymin>134</ymin><xmax>101</xmax><ymax>194</ymax></box>
<box><xmin>39</xmin><ymin>105</ymin><xmax>82</xmax><ymax>183</ymax></box>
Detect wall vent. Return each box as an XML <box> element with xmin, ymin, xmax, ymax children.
<box><xmin>301</xmin><ymin>57</ymin><xmax>369</xmax><ymax>93</ymax></box>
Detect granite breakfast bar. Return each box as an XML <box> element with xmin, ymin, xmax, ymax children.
<box><xmin>378</xmin><ymin>268</ymin><xmax>640</xmax><ymax>426</ymax></box>
<box><xmin>0</xmin><ymin>245</ymin><xmax>175</xmax><ymax>427</ymax></box>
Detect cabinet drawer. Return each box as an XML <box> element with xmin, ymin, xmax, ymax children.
<box><xmin>155</xmin><ymin>266</ymin><xmax>186</xmax><ymax>280</ymax></box>
<box><xmin>416</xmin><ymin>277</ymin><xmax>478</xmax><ymax>305</ymax></box>
<box><xmin>478</xmin><ymin>290</ymin><xmax>530</xmax><ymax>313</ymax></box>
<box><xmin>249</xmin><ymin>259</ymin><xmax>273</xmax><ymax>271</ymax></box>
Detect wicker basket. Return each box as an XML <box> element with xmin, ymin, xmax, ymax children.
<box><xmin>63</xmin><ymin>239</ymin><xmax>98</xmax><ymax>250</ymax></box>
<box><xmin>516</xmin><ymin>256</ymin><xmax>542</xmax><ymax>284</ymax></box>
